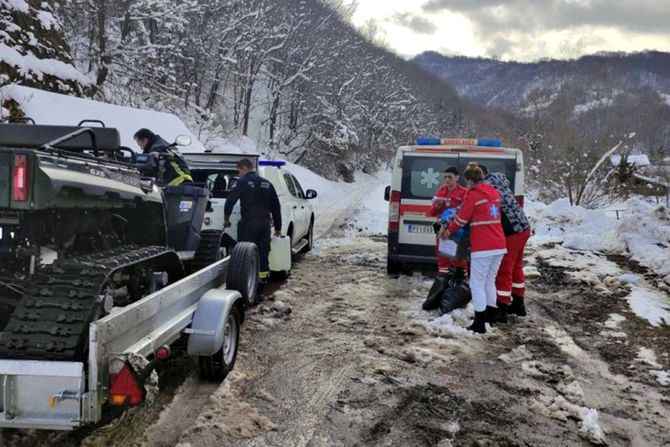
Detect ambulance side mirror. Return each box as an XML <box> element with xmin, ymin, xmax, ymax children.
<box><xmin>384</xmin><ymin>185</ymin><xmax>390</xmax><ymax>201</ymax></box>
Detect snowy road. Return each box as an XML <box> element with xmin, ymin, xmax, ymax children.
<box><xmin>6</xmin><ymin>235</ymin><xmax>668</xmax><ymax>447</ymax></box>
<box><xmin>2</xmin><ymin>174</ymin><xmax>669</xmax><ymax>447</ymax></box>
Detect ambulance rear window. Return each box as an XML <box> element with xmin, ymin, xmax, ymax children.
<box><xmin>461</xmin><ymin>157</ymin><xmax>516</xmax><ymax>189</ymax></box>
<box><xmin>402</xmin><ymin>156</ymin><xmax>456</xmax><ymax>199</ymax></box>
<box><xmin>401</xmin><ymin>155</ymin><xmax>517</xmax><ymax>200</ymax></box>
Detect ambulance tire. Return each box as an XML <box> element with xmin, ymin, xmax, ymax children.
<box><xmin>387</xmin><ymin>258</ymin><xmax>402</xmax><ymax>275</ymax></box>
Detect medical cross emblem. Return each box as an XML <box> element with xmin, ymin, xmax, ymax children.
<box><xmin>420</xmin><ymin>168</ymin><xmax>441</xmax><ymax>189</ymax></box>
<box><xmin>489</xmin><ymin>204</ymin><xmax>500</xmax><ymax>219</ymax></box>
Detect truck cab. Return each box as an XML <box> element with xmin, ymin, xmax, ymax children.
<box><xmin>384</xmin><ymin>137</ymin><xmax>525</xmax><ymax>273</ymax></box>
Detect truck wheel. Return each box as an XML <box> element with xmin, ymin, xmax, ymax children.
<box><xmin>387</xmin><ymin>258</ymin><xmax>402</xmax><ymax>275</ymax></box>
<box><xmin>227</xmin><ymin>242</ymin><xmax>259</xmax><ymax>306</ymax></box>
<box><xmin>199</xmin><ymin>307</ymin><xmax>240</xmax><ymax>381</ymax></box>
<box><xmin>300</xmin><ymin>219</ymin><xmax>314</xmax><ymax>254</ymax></box>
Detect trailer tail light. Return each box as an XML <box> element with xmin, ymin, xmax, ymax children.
<box><xmin>388</xmin><ymin>190</ymin><xmax>401</xmax><ymax>231</ymax></box>
<box><xmin>155</xmin><ymin>345</ymin><xmax>171</xmax><ymax>360</ymax></box>
<box><xmin>13</xmin><ymin>155</ymin><xmax>28</xmax><ymax>202</ymax></box>
<box><xmin>109</xmin><ymin>359</ymin><xmax>145</xmax><ymax>406</ymax></box>
<box><xmin>515</xmin><ymin>195</ymin><xmax>525</xmax><ymax>208</ymax></box>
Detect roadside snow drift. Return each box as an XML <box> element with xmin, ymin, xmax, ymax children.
<box><xmin>0</xmin><ymin>85</ymin><xmax>206</xmax><ymax>151</ymax></box>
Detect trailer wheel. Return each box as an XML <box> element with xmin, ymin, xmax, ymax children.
<box><xmin>227</xmin><ymin>242</ymin><xmax>259</xmax><ymax>306</ymax></box>
<box><xmin>199</xmin><ymin>306</ymin><xmax>240</xmax><ymax>381</ymax></box>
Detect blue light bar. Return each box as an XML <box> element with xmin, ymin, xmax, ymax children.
<box><xmin>259</xmin><ymin>160</ymin><xmax>287</xmax><ymax>167</ymax></box>
<box><xmin>476</xmin><ymin>139</ymin><xmax>502</xmax><ymax>147</ymax></box>
<box><xmin>416</xmin><ymin>137</ymin><xmax>441</xmax><ymax>145</ymax></box>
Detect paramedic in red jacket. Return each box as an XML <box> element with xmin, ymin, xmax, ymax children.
<box><xmin>429</xmin><ymin>166</ymin><xmax>467</xmax><ymax>274</ymax></box>
<box><xmin>440</xmin><ymin>162</ymin><xmax>507</xmax><ymax>333</ymax></box>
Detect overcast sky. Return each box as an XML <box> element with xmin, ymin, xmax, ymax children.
<box><xmin>349</xmin><ymin>0</ymin><xmax>670</xmax><ymax>61</ymax></box>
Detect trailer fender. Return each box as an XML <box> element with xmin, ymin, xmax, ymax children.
<box><xmin>186</xmin><ymin>289</ymin><xmax>243</xmax><ymax>356</ymax></box>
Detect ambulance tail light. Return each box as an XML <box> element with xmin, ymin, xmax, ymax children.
<box><xmin>388</xmin><ymin>190</ymin><xmax>401</xmax><ymax>231</ymax></box>
<box><xmin>13</xmin><ymin>154</ymin><xmax>28</xmax><ymax>202</ymax></box>
<box><xmin>108</xmin><ymin>358</ymin><xmax>145</xmax><ymax>406</ymax></box>
<box><xmin>515</xmin><ymin>195</ymin><xmax>525</xmax><ymax>208</ymax></box>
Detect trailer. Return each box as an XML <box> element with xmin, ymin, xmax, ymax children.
<box><xmin>0</xmin><ymin>121</ymin><xmax>259</xmax><ymax>430</ymax></box>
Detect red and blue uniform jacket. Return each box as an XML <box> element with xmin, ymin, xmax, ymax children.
<box><xmin>447</xmin><ymin>182</ymin><xmax>507</xmax><ymax>258</ymax></box>
<box><xmin>428</xmin><ymin>184</ymin><xmax>467</xmax><ymax>217</ymax></box>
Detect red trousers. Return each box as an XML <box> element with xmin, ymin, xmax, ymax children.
<box><xmin>436</xmin><ymin>235</ymin><xmax>468</xmax><ymax>274</ymax></box>
<box><xmin>495</xmin><ymin>229</ymin><xmax>530</xmax><ymax>304</ymax></box>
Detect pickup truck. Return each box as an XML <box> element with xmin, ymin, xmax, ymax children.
<box><xmin>185</xmin><ymin>155</ymin><xmax>318</xmax><ymax>276</ymax></box>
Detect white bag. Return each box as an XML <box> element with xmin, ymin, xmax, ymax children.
<box><xmin>438</xmin><ymin>238</ymin><xmax>458</xmax><ymax>258</ymax></box>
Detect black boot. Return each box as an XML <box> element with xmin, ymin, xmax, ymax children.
<box><xmin>485</xmin><ymin>305</ymin><xmax>498</xmax><ymax>323</ymax></box>
<box><xmin>508</xmin><ymin>295</ymin><xmax>527</xmax><ymax>317</ymax></box>
<box><xmin>467</xmin><ymin>311</ymin><xmax>487</xmax><ymax>334</ymax></box>
<box><xmin>492</xmin><ymin>302</ymin><xmax>509</xmax><ymax>324</ymax></box>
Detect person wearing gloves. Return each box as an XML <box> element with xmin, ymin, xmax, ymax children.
<box><xmin>439</xmin><ymin>162</ymin><xmax>507</xmax><ymax>333</ymax></box>
<box><xmin>429</xmin><ymin>166</ymin><xmax>468</xmax><ymax>275</ymax></box>
<box><xmin>480</xmin><ymin>166</ymin><xmax>532</xmax><ymax>322</ymax></box>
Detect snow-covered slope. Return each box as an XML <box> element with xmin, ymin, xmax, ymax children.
<box><xmin>288</xmin><ymin>162</ymin><xmax>390</xmax><ymax>238</ymax></box>
<box><xmin>1</xmin><ymin>85</ymin><xmax>206</xmax><ymax>151</ymax></box>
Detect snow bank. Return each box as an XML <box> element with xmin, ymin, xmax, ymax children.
<box><xmin>289</xmin><ymin>165</ymin><xmax>390</xmax><ymax>238</ymax></box>
<box><xmin>610</xmin><ymin>154</ymin><xmax>650</xmax><ymax>167</ymax></box>
<box><xmin>529</xmin><ymin>197</ymin><xmax>670</xmax><ymax>285</ymax></box>
<box><xmin>528</xmin><ymin>198</ymin><xmax>623</xmax><ymax>252</ymax></box>
<box><xmin>0</xmin><ymin>85</ymin><xmax>206</xmax><ymax>151</ymax></box>
<box><xmin>617</xmin><ymin>200</ymin><xmax>670</xmax><ymax>284</ymax></box>
<box><xmin>627</xmin><ymin>286</ymin><xmax>670</xmax><ymax>327</ymax></box>
<box><xmin>0</xmin><ymin>45</ymin><xmax>91</xmax><ymax>85</ymax></box>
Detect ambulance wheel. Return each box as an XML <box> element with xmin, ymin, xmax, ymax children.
<box><xmin>199</xmin><ymin>306</ymin><xmax>240</xmax><ymax>381</ymax></box>
<box><xmin>387</xmin><ymin>258</ymin><xmax>402</xmax><ymax>275</ymax></box>
<box><xmin>227</xmin><ymin>242</ymin><xmax>260</xmax><ymax>306</ymax></box>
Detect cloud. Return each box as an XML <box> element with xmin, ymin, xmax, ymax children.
<box><xmin>388</xmin><ymin>12</ymin><xmax>438</xmax><ymax>34</ymax></box>
<box><xmin>422</xmin><ymin>0</ymin><xmax>670</xmax><ymax>34</ymax></box>
<box><xmin>419</xmin><ymin>0</ymin><xmax>670</xmax><ymax>59</ymax></box>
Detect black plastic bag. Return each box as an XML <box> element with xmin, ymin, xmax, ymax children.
<box><xmin>422</xmin><ymin>275</ymin><xmax>450</xmax><ymax>310</ymax></box>
<box><xmin>439</xmin><ymin>284</ymin><xmax>471</xmax><ymax>314</ymax></box>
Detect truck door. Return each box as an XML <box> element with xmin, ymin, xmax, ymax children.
<box><xmin>289</xmin><ymin>174</ymin><xmax>309</xmax><ymax>239</ymax></box>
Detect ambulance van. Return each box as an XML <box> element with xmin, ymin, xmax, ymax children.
<box><xmin>383</xmin><ymin>138</ymin><xmax>525</xmax><ymax>274</ymax></box>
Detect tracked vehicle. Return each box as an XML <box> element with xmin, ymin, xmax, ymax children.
<box><xmin>0</xmin><ymin>122</ymin><xmax>258</xmax><ymax>430</ymax></box>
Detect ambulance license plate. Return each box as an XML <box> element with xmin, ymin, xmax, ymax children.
<box><xmin>407</xmin><ymin>224</ymin><xmax>433</xmax><ymax>234</ymax></box>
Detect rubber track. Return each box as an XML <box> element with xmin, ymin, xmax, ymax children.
<box><xmin>189</xmin><ymin>230</ymin><xmax>223</xmax><ymax>273</ymax></box>
<box><xmin>0</xmin><ymin>245</ymin><xmax>170</xmax><ymax>361</ymax></box>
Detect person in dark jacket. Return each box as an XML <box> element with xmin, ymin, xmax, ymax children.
<box><xmin>223</xmin><ymin>159</ymin><xmax>282</xmax><ymax>283</ymax></box>
<box><xmin>480</xmin><ymin>166</ymin><xmax>531</xmax><ymax>321</ymax></box>
<box><xmin>134</xmin><ymin>128</ymin><xmax>193</xmax><ymax>186</ymax></box>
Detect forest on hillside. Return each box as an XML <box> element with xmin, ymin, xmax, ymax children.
<box><xmin>2</xmin><ymin>0</ymin><xmax>516</xmax><ymax>179</ymax></box>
